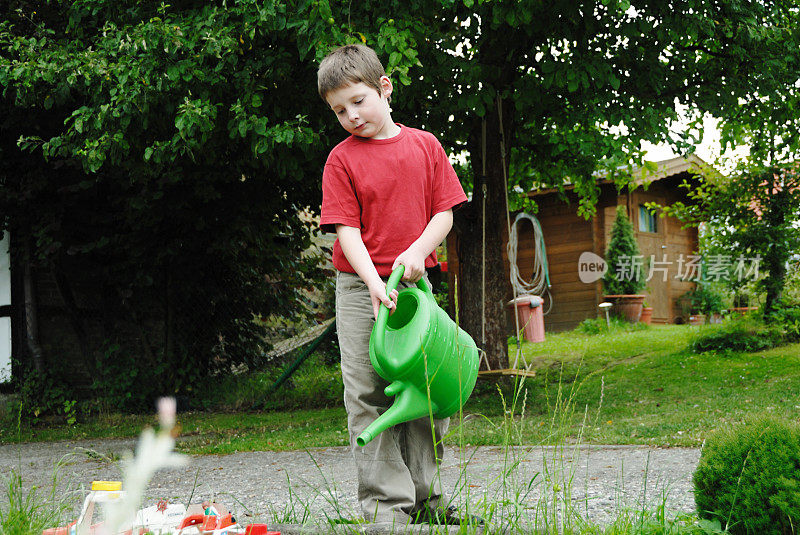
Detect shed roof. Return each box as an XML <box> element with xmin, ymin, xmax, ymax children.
<box><xmin>528</xmin><ymin>154</ymin><xmax>720</xmax><ymax>197</ymax></box>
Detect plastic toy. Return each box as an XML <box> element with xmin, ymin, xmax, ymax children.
<box><xmin>42</xmin><ymin>482</ymin><xmax>281</xmax><ymax>535</ymax></box>
<box><xmin>176</xmin><ymin>511</ymin><xmax>234</xmax><ymax>533</ymax></box>
<box><xmin>42</xmin><ymin>480</ymin><xmax>132</xmax><ymax>535</ymax></box>
<box><xmin>243</xmin><ymin>526</ymin><xmax>281</xmax><ymax>535</ymax></box>
<box><xmin>357</xmin><ymin>265</ymin><xmax>479</xmax><ymax>446</ymax></box>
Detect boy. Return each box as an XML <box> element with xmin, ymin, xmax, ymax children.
<box><xmin>317</xmin><ymin>44</ymin><xmax>472</xmax><ymax>526</ymax></box>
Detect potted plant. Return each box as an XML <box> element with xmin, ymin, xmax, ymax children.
<box><xmin>679</xmin><ymin>289</ymin><xmax>704</xmax><ymax>325</ymax></box>
<box><xmin>688</xmin><ymin>311</ymin><xmax>706</xmax><ymax>326</ymax></box>
<box><xmin>700</xmin><ymin>284</ymin><xmax>725</xmax><ymax>324</ymax></box>
<box><xmin>640</xmin><ymin>300</ymin><xmax>653</xmax><ymax>324</ymax></box>
<box><xmin>681</xmin><ymin>284</ymin><xmax>725</xmax><ymax>325</ymax></box>
<box><xmin>602</xmin><ymin>205</ymin><xmax>647</xmax><ymax>323</ymax></box>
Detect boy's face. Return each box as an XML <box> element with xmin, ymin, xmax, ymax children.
<box><xmin>326</xmin><ymin>76</ymin><xmax>396</xmax><ymax>139</ymax></box>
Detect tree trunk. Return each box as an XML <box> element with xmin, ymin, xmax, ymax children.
<box><xmin>452</xmin><ymin>102</ymin><xmax>514</xmax><ymax>371</ymax></box>
<box><xmin>763</xmin><ymin>174</ymin><xmax>788</xmax><ymax>314</ymax></box>
<box><xmin>22</xmin><ymin>243</ymin><xmax>44</xmax><ymax>373</ymax></box>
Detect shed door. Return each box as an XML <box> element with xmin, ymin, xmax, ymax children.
<box><xmin>0</xmin><ymin>232</ymin><xmax>10</xmax><ymax>381</ymax></box>
<box><xmin>634</xmin><ymin>198</ymin><xmax>670</xmax><ymax>321</ymax></box>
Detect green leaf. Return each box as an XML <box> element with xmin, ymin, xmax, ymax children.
<box><xmin>568</xmin><ymin>78</ymin><xmax>578</xmax><ymax>92</ymax></box>
<box><xmin>254</xmin><ymin>119</ymin><xmax>267</xmax><ymax>136</ymax></box>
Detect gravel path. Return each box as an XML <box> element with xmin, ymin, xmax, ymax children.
<box><xmin>0</xmin><ymin>438</ymin><xmax>700</xmax><ymax>532</ymax></box>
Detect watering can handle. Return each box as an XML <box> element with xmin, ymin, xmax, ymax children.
<box><xmin>374</xmin><ymin>265</ymin><xmax>433</xmax><ymax>351</ymax></box>
<box><xmin>384</xmin><ymin>265</ymin><xmax>433</xmax><ymax>299</ymax></box>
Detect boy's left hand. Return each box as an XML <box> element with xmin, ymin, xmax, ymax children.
<box><xmin>392</xmin><ymin>247</ymin><xmax>426</xmax><ymax>282</ymax></box>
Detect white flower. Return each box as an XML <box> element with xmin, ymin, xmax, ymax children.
<box><xmin>101</xmin><ymin>397</ymin><xmax>187</xmax><ymax>535</ymax></box>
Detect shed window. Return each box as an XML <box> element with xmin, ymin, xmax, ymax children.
<box><xmin>639</xmin><ymin>205</ymin><xmax>658</xmax><ymax>233</ymax></box>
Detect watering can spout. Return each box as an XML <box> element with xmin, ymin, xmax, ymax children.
<box><xmin>356</xmin><ymin>381</ymin><xmax>437</xmax><ymax>447</ymax></box>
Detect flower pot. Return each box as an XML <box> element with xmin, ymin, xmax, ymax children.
<box><xmin>603</xmin><ymin>294</ymin><xmax>646</xmax><ymax>323</ymax></box>
<box><xmin>689</xmin><ymin>314</ymin><xmax>706</xmax><ymax>326</ymax></box>
<box><xmin>639</xmin><ymin>306</ymin><xmax>653</xmax><ymax>325</ymax></box>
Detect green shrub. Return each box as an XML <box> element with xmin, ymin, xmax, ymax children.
<box><xmin>6</xmin><ymin>362</ymin><xmax>80</xmax><ymax>425</ymax></box>
<box><xmin>693</xmin><ymin>416</ymin><xmax>800</xmax><ymax>535</ymax></box>
<box><xmin>691</xmin><ymin>317</ymin><xmax>785</xmax><ymax>353</ymax></box>
<box><xmin>90</xmin><ymin>342</ymin><xmax>169</xmax><ymax>413</ymax></box>
<box><xmin>769</xmin><ymin>306</ymin><xmax>800</xmax><ymax>343</ymax></box>
<box><xmin>603</xmin><ymin>205</ymin><xmax>646</xmax><ymax>295</ymax></box>
<box><xmin>576</xmin><ymin>316</ymin><xmax>649</xmax><ymax>334</ymax></box>
<box><xmin>576</xmin><ymin>317</ymin><xmax>609</xmax><ymax>334</ymax></box>
<box><xmin>683</xmin><ymin>284</ymin><xmax>727</xmax><ymax>315</ymax></box>
<box><xmin>781</xmin><ymin>259</ymin><xmax>800</xmax><ymax>306</ymax></box>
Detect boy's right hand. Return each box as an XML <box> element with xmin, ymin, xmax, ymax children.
<box><xmin>368</xmin><ymin>281</ymin><xmax>398</xmax><ymax>320</ymax></box>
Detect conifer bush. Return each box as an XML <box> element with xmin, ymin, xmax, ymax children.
<box><xmin>603</xmin><ymin>205</ymin><xmax>646</xmax><ymax>295</ymax></box>
<box><xmin>693</xmin><ymin>416</ymin><xmax>800</xmax><ymax>535</ymax></box>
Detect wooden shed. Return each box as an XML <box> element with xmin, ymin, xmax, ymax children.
<box><xmin>447</xmin><ymin>155</ymin><xmax>716</xmax><ymax>332</ymax></box>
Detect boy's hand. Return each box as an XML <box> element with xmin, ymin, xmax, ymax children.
<box><xmin>392</xmin><ymin>247</ymin><xmax>426</xmax><ymax>282</ymax></box>
<box><xmin>368</xmin><ymin>280</ymin><xmax>399</xmax><ymax>319</ymax></box>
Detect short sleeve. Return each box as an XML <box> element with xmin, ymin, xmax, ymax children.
<box><xmin>320</xmin><ymin>161</ymin><xmax>362</xmax><ymax>233</ymax></box>
<box><xmin>431</xmin><ymin>137</ymin><xmax>468</xmax><ymax>216</ymax></box>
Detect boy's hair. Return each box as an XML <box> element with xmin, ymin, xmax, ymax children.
<box><xmin>317</xmin><ymin>44</ymin><xmax>390</xmax><ymax>103</ymax></box>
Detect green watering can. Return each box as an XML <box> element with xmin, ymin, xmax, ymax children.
<box><xmin>356</xmin><ymin>265</ymin><xmax>479</xmax><ymax>447</ymax></box>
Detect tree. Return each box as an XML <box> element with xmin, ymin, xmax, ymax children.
<box><xmin>330</xmin><ymin>0</ymin><xmax>800</xmax><ymax>368</ymax></box>
<box><xmin>4</xmin><ymin>0</ymin><xmax>800</xmax><ymax>386</ymax></box>
<box><xmin>664</xmin><ymin>164</ymin><xmax>800</xmax><ymax>314</ymax></box>
<box><xmin>0</xmin><ymin>1</ymin><xmax>345</xmax><ymax>400</ymax></box>
<box><xmin>662</xmin><ymin>0</ymin><xmax>800</xmax><ymax>315</ymax></box>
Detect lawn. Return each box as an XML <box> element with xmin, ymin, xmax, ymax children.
<box><xmin>2</xmin><ymin>324</ymin><xmax>799</xmax><ymax>453</ymax></box>
<box><xmin>470</xmin><ymin>324</ymin><xmax>800</xmax><ymax>447</ymax></box>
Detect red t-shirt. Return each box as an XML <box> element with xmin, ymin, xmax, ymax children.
<box><xmin>320</xmin><ymin>125</ymin><xmax>467</xmax><ymax>276</ymax></box>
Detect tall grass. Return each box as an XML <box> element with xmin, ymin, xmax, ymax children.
<box><xmin>433</xmin><ymin>367</ymin><xmax>703</xmax><ymax>534</ymax></box>
<box><xmin>0</xmin><ymin>457</ymin><xmax>74</xmax><ymax>535</ymax></box>
<box><xmin>456</xmin><ymin>364</ymin><xmax>599</xmax><ymax>533</ymax></box>
<box><xmin>13</xmin><ymin>376</ymin><xmax>706</xmax><ymax>535</ymax></box>
<box><xmin>257</xmin><ymin>361</ymin><xmax>698</xmax><ymax>534</ymax></box>
<box><xmin>0</xmin><ymin>402</ymin><xmax>75</xmax><ymax>535</ymax></box>
<box><xmin>253</xmin><ymin>321</ymin><xmax>703</xmax><ymax>532</ymax></box>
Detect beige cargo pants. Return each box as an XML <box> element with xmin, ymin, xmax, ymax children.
<box><xmin>335</xmin><ymin>271</ymin><xmax>449</xmax><ymax>523</ymax></box>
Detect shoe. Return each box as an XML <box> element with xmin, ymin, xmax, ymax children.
<box><xmin>364</xmin><ymin>511</ymin><xmax>412</xmax><ymax>525</ymax></box>
<box><xmin>411</xmin><ymin>504</ymin><xmax>484</xmax><ymax>526</ymax></box>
